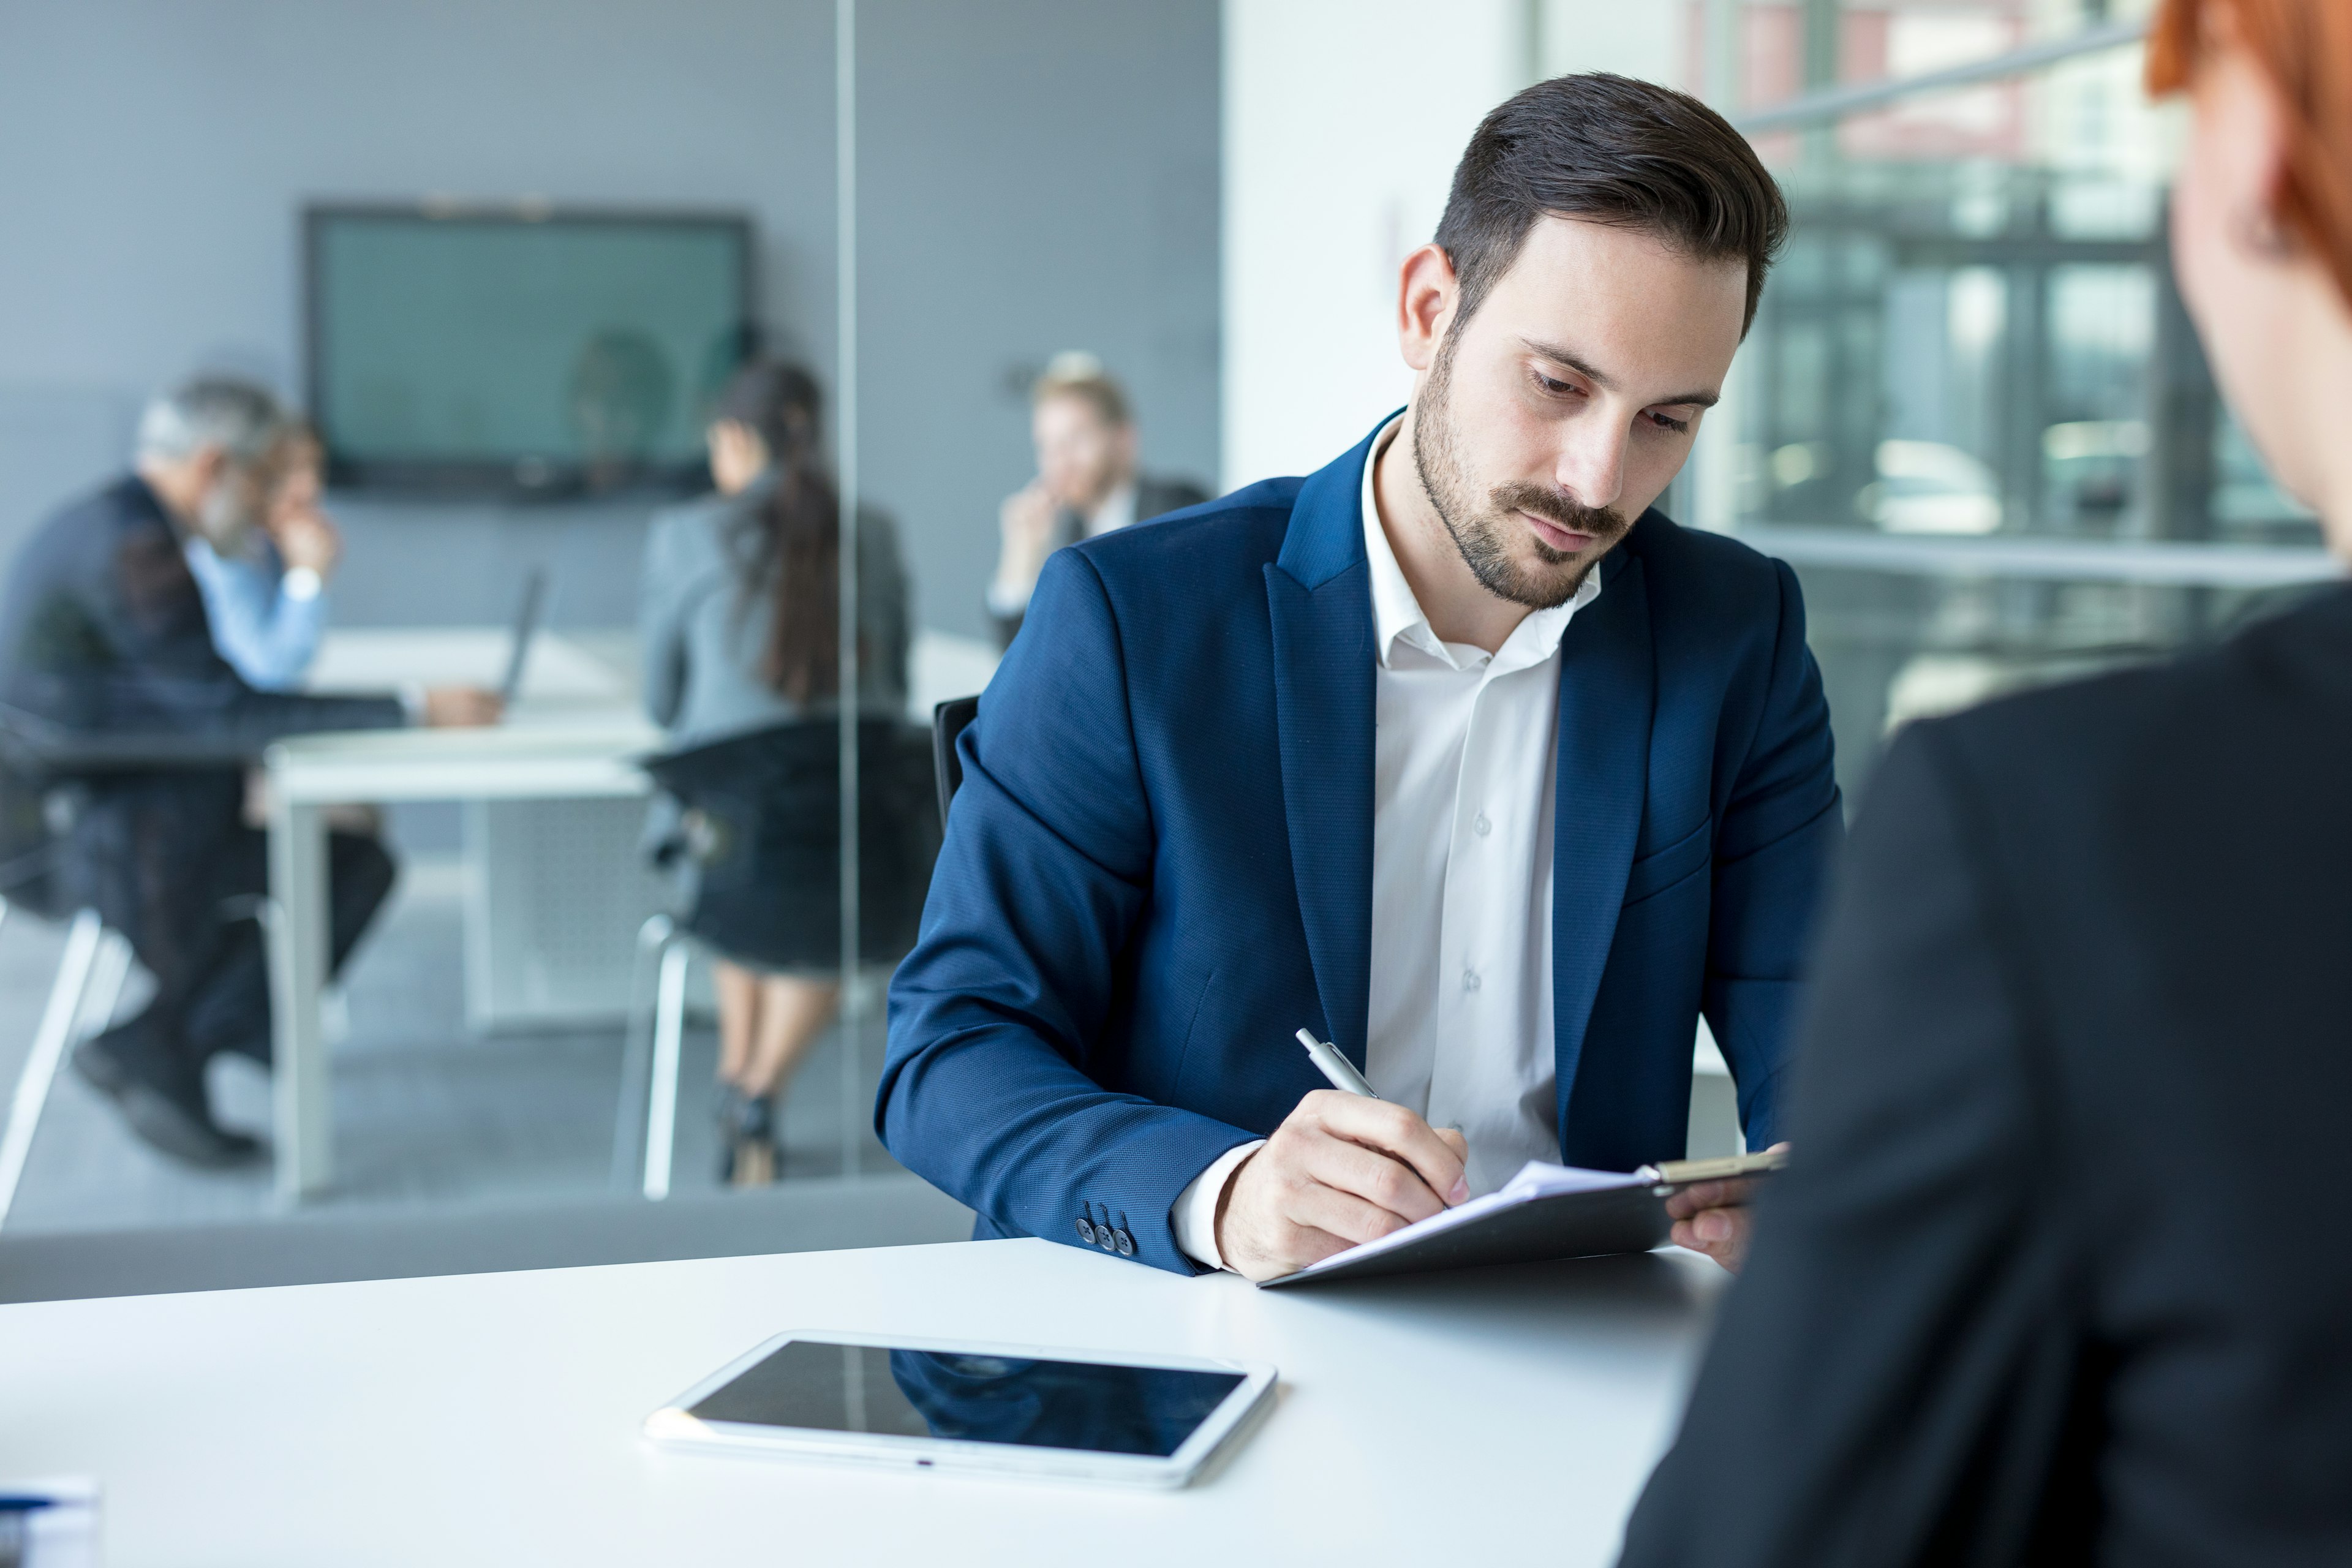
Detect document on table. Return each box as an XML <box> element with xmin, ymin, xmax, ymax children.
<box><xmin>1280</xmin><ymin>1161</ymin><xmax>1651</xmax><ymax>1280</ymax></box>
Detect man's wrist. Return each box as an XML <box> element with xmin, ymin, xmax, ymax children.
<box><xmin>282</xmin><ymin>565</ymin><xmax>324</xmax><ymax>601</ymax></box>
<box><xmin>1170</xmin><ymin>1139</ymin><xmax>1264</xmax><ymax>1272</ymax></box>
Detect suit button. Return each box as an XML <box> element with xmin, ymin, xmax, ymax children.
<box><xmin>1097</xmin><ymin>1227</ymin><xmax>1118</xmax><ymax>1252</ymax></box>
<box><xmin>1076</xmin><ymin>1216</ymin><xmax>1097</xmax><ymax>1245</ymax></box>
<box><xmin>1114</xmin><ymin>1229</ymin><xmax>1135</xmax><ymax>1256</ymax></box>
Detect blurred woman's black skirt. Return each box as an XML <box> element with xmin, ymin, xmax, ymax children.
<box><xmin>642</xmin><ymin>717</ymin><xmax>941</xmax><ymax>976</ymax></box>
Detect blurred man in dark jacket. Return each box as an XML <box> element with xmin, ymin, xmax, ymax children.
<box><xmin>0</xmin><ymin>378</ymin><xmax>497</xmax><ymax>1165</ymax></box>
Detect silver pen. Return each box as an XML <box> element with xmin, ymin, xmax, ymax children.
<box><xmin>1294</xmin><ymin>1028</ymin><xmax>1379</xmax><ymax>1098</ymax></box>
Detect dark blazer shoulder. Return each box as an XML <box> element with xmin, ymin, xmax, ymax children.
<box><xmin>1617</xmin><ymin>510</ymin><xmax>1808</xmax><ymax>673</ymax></box>
<box><xmin>1044</xmin><ymin>477</ymin><xmax>1306</xmax><ymax>660</ymax></box>
<box><xmin>1913</xmin><ymin>585</ymin><xmax>2352</xmax><ymax>798</ymax></box>
<box><xmin>1622</xmin><ymin>508</ymin><xmax>1790</xmax><ymax>601</ymax></box>
<box><xmin>1137</xmin><ymin>473</ymin><xmax>1213</xmax><ymax>518</ymax></box>
<box><xmin>1072</xmin><ymin>477</ymin><xmax>1300</xmax><ymax>581</ymax></box>
<box><xmin>3</xmin><ymin>475</ymin><xmax>189</xmax><ymax>633</ymax></box>
<box><xmin>21</xmin><ymin>475</ymin><xmax>167</xmax><ymax>565</ymax></box>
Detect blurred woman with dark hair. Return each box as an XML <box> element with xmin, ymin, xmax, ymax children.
<box><xmin>639</xmin><ymin>359</ymin><xmax>910</xmax><ymax>1185</ymax></box>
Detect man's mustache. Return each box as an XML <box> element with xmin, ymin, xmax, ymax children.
<box><xmin>1490</xmin><ymin>481</ymin><xmax>1627</xmax><ymax>541</ymax></box>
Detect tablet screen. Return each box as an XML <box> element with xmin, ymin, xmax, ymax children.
<box><xmin>686</xmin><ymin>1340</ymin><xmax>1246</xmax><ymax>1458</ymax></box>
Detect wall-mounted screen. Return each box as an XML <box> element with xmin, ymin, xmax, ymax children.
<box><xmin>304</xmin><ymin>205</ymin><xmax>754</xmax><ymax>495</ymax></box>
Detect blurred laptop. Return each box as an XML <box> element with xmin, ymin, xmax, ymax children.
<box><xmin>497</xmin><ymin>568</ymin><xmax>549</xmax><ymax>710</ymax></box>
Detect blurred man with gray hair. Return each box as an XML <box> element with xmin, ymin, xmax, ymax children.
<box><xmin>0</xmin><ymin>377</ymin><xmax>496</xmax><ymax>1166</ymax></box>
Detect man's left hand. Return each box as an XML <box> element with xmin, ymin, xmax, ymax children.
<box><xmin>272</xmin><ymin>504</ymin><xmax>343</xmax><ymax>578</ymax></box>
<box><xmin>1663</xmin><ymin>1142</ymin><xmax>1788</xmax><ymax>1274</ymax></box>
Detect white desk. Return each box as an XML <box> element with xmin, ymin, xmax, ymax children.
<box><xmin>270</xmin><ymin>629</ymin><xmax>660</xmax><ymax>1204</ymax></box>
<box><xmin>268</xmin><ymin>626</ymin><xmax>1003</xmax><ymax>1204</ymax></box>
<box><xmin>0</xmin><ymin>1238</ymin><xmax>1721</xmax><ymax>1566</ymax></box>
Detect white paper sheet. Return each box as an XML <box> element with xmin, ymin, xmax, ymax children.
<box><xmin>1287</xmin><ymin>1160</ymin><xmax>1648</xmax><ymax>1276</ymax></box>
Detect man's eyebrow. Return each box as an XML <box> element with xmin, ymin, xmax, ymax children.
<box><xmin>1518</xmin><ymin>337</ymin><xmax>1720</xmax><ymax>409</ymax></box>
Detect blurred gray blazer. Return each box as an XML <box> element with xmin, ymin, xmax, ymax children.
<box><xmin>639</xmin><ymin>480</ymin><xmax>912</xmax><ymax>746</ymax></box>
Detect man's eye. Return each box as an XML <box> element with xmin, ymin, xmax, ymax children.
<box><xmin>1646</xmin><ymin>410</ymin><xmax>1692</xmax><ymax>434</ymax></box>
<box><xmin>1534</xmin><ymin>372</ymin><xmax>1577</xmax><ymax>398</ymax></box>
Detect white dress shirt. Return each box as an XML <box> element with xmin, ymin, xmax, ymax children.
<box><xmin>1172</xmin><ymin>419</ymin><xmax>1601</xmax><ymax>1268</ymax></box>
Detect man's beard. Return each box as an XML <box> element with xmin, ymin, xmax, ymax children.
<box><xmin>196</xmin><ymin>472</ymin><xmax>262</xmax><ymax>552</ymax></box>
<box><xmin>1409</xmin><ymin>329</ymin><xmax>1631</xmax><ymax>610</ymax></box>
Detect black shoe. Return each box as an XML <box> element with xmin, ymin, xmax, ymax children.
<box><xmin>72</xmin><ymin>1023</ymin><xmax>263</xmax><ymax>1169</ymax></box>
<box><xmin>714</xmin><ymin>1085</ymin><xmax>779</xmax><ymax>1187</ymax></box>
<box><xmin>714</xmin><ymin>1084</ymin><xmax>748</xmax><ymax>1183</ymax></box>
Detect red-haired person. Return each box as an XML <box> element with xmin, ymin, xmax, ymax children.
<box><xmin>1622</xmin><ymin>3</ymin><xmax>2352</xmax><ymax>1561</ymax></box>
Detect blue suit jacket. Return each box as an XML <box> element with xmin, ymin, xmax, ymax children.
<box><xmin>881</xmin><ymin>420</ymin><xmax>1842</xmax><ymax>1275</ymax></box>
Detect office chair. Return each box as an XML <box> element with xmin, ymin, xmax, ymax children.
<box><xmin>613</xmin><ymin>717</ymin><xmax>942</xmax><ymax>1198</ymax></box>
<box><xmin>930</xmin><ymin>695</ymin><xmax>979</xmax><ymax>824</ymax></box>
<box><xmin>0</xmin><ymin>718</ymin><xmax>138</xmax><ymax>1229</ymax></box>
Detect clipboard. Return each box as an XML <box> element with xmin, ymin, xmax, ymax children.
<box><xmin>1256</xmin><ymin>1149</ymin><xmax>1785</xmax><ymax>1289</ymax></box>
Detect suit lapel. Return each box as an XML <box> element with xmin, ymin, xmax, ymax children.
<box><xmin>1264</xmin><ymin>426</ymin><xmax>1385</xmax><ymax>1065</ymax></box>
<box><xmin>1550</xmin><ymin>546</ymin><xmax>1655</xmax><ymax>1139</ymax></box>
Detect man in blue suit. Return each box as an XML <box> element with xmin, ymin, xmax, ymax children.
<box><xmin>883</xmin><ymin>74</ymin><xmax>1841</xmax><ymax>1280</ymax></box>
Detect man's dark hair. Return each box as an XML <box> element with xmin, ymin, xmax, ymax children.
<box><xmin>1434</xmin><ymin>73</ymin><xmax>1788</xmax><ymax>334</ymax></box>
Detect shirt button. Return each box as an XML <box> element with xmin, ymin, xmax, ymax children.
<box><xmin>1463</xmin><ymin>969</ymin><xmax>1481</xmax><ymax>993</ymax></box>
<box><xmin>1472</xmin><ymin>812</ymin><xmax>1491</xmax><ymax>837</ymax></box>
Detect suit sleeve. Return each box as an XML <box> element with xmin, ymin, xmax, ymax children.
<box><xmin>74</xmin><ymin>649</ymin><xmax>399</xmax><ymax>751</ymax></box>
<box><xmin>43</xmin><ymin>526</ymin><xmax>399</xmax><ymax>749</ymax></box>
<box><xmin>1619</xmin><ymin>724</ymin><xmax>2086</xmax><ymax>1568</ymax></box>
<box><xmin>880</xmin><ymin>549</ymin><xmax>1259</xmax><ymax>1275</ymax></box>
<box><xmin>1703</xmin><ymin>557</ymin><xmax>1843</xmax><ymax>1147</ymax></box>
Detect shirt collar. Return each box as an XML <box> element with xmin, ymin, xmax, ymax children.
<box><xmin>1087</xmin><ymin>478</ymin><xmax>1138</xmax><ymax>537</ymax></box>
<box><xmin>1357</xmin><ymin>417</ymin><xmax>1599</xmax><ymax>674</ymax></box>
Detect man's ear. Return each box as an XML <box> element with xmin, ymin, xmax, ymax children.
<box><xmin>1396</xmin><ymin>243</ymin><xmax>1460</xmax><ymax>373</ymax></box>
<box><xmin>188</xmin><ymin>445</ymin><xmax>228</xmax><ymax>492</ymax></box>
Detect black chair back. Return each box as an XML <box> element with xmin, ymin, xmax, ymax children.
<box><xmin>643</xmin><ymin>717</ymin><xmax>941</xmax><ymax>973</ymax></box>
<box><xmin>931</xmin><ymin>695</ymin><xmax>979</xmax><ymax>826</ymax></box>
<box><xmin>0</xmin><ymin>698</ymin><xmax>273</xmax><ymax>925</ymax></box>
<box><xmin>0</xmin><ymin>706</ymin><xmax>69</xmax><ymax>920</ymax></box>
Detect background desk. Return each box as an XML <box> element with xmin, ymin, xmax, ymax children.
<box><xmin>265</xmin><ymin>719</ymin><xmax>657</xmax><ymax>1205</ymax></box>
<box><xmin>0</xmin><ymin>1238</ymin><xmax>1721</xmax><ymax>1566</ymax></box>
<box><xmin>270</xmin><ymin>627</ymin><xmax>1001</xmax><ymax>1204</ymax></box>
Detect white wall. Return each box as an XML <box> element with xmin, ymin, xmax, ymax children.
<box><xmin>1535</xmin><ymin>1</ymin><xmax>1687</xmax><ymax>84</ymax></box>
<box><xmin>1220</xmin><ymin>0</ymin><xmax>1697</xmax><ymax>491</ymax></box>
<box><xmin>1219</xmin><ymin>1</ymin><xmax>1525</xmax><ymax>489</ymax></box>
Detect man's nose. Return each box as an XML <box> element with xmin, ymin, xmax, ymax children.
<box><xmin>1554</xmin><ymin>424</ymin><xmax>1629</xmax><ymax>512</ymax></box>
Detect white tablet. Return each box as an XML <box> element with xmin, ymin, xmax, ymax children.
<box><xmin>643</xmin><ymin>1330</ymin><xmax>1277</xmax><ymax>1488</ymax></box>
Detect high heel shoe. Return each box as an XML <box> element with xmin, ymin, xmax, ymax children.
<box><xmin>715</xmin><ymin>1085</ymin><xmax>779</xmax><ymax>1188</ymax></box>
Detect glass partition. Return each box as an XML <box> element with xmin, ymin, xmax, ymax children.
<box><xmin>5</xmin><ymin>0</ymin><xmax>2309</xmax><ymax>1291</ymax></box>
<box><xmin>0</xmin><ymin>0</ymin><xmax>1220</xmax><ymax>1292</ymax></box>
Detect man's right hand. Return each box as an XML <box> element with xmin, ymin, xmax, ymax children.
<box><xmin>421</xmin><ymin>685</ymin><xmax>503</xmax><ymax>728</ymax></box>
<box><xmin>1212</xmin><ymin>1091</ymin><xmax>1470</xmax><ymax>1281</ymax></box>
<box><xmin>991</xmin><ymin>481</ymin><xmax>1059</xmax><ymax>603</ymax></box>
